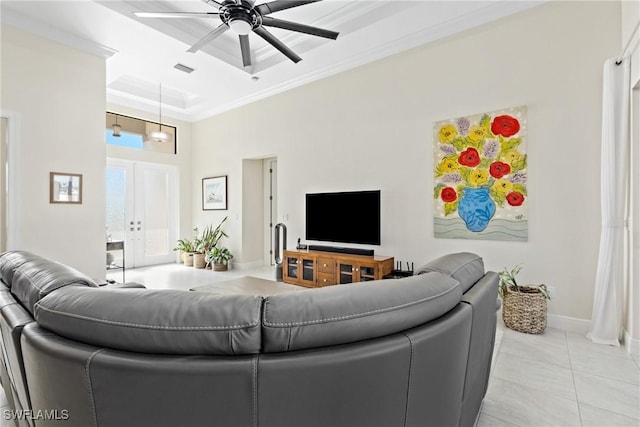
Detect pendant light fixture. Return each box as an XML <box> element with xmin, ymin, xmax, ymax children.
<box><xmin>149</xmin><ymin>82</ymin><xmax>168</xmax><ymax>142</ymax></box>
<box><xmin>112</xmin><ymin>114</ymin><xmax>122</xmax><ymax>137</ymax></box>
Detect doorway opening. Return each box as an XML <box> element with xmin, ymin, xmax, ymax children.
<box><xmin>106</xmin><ymin>158</ymin><xmax>178</xmax><ymax>276</ymax></box>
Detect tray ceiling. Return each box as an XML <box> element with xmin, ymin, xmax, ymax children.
<box><xmin>1</xmin><ymin>1</ymin><xmax>544</xmax><ymax>122</ymax></box>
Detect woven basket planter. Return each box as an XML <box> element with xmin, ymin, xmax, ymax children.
<box><xmin>193</xmin><ymin>253</ymin><xmax>206</xmax><ymax>269</ymax></box>
<box><xmin>213</xmin><ymin>262</ymin><xmax>228</xmax><ymax>272</ymax></box>
<box><xmin>502</xmin><ymin>285</ymin><xmax>548</xmax><ymax>334</ymax></box>
<box><xmin>184</xmin><ymin>253</ymin><xmax>194</xmax><ymax>267</ymax></box>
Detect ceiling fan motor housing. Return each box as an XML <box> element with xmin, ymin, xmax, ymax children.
<box><xmin>220</xmin><ymin>0</ymin><xmax>261</xmax><ymax>34</ymax></box>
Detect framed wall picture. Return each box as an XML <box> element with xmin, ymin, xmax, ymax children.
<box><xmin>202</xmin><ymin>176</ymin><xmax>227</xmax><ymax>210</ymax></box>
<box><xmin>433</xmin><ymin>105</ymin><xmax>528</xmax><ymax>241</ymax></box>
<box><xmin>50</xmin><ymin>172</ymin><xmax>83</xmax><ymax>204</ymax></box>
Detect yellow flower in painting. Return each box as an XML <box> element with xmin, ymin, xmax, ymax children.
<box><xmin>492</xmin><ymin>179</ymin><xmax>513</xmax><ymax>194</ymax></box>
<box><xmin>468</xmin><ymin>169</ymin><xmax>489</xmax><ymax>186</ymax></box>
<box><xmin>436</xmin><ymin>157</ymin><xmax>459</xmax><ymax>175</ymax></box>
<box><xmin>468</xmin><ymin>125</ymin><xmax>487</xmax><ymax>142</ymax></box>
<box><xmin>438</xmin><ymin>124</ymin><xmax>458</xmax><ymax>143</ymax></box>
<box><xmin>502</xmin><ymin>150</ymin><xmax>521</xmax><ymax>165</ymax></box>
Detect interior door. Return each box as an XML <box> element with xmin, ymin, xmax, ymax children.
<box><xmin>106</xmin><ymin>159</ymin><xmax>177</xmax><ymax>268</ymax></box>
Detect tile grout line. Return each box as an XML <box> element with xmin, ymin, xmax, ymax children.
<box><xmin>566</xmin><ymin>330</ymin><xmax>586</xmax><ymax>427</ymax></box>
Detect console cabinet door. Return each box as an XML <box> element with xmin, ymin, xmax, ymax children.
<box><xmin>283</xmin><ymin>253</ymin><xmax>317</xmax><ymax>287</ymax></box>
<box><xmin>337</xmin><ymin>261</ymin><xmax>378</xmax><ymax>284</ymax></box>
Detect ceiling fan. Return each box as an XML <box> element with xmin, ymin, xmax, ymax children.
<box><xmin>134</xmin><ymin>0</ymin><xmax>340</xmax><ymax>66</ymax></box>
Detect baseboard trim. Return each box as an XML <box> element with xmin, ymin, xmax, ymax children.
<box><xmin>231</xmin><ymin>260</ymin><xmax>268</xmax><ymax>271</ymax></box>
<box><xmin>547</xmin><ymin>314</ymin><xmax>590</xmax><ymax>335</ymax></box>
<box><xmin>546</xmin><ymin>316</ymin><xmax>640</xmax><ymax>355</ymax></box>
<box><xmin>624</xmin><ymin>330</ymin><xmax>640</xmax><ymax>355</ymax></box>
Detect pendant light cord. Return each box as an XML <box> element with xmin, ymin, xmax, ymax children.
<box><xmin>159</xmin><ymin>82</ymin><xmax>163</xmax><ymax>131</ymax></box>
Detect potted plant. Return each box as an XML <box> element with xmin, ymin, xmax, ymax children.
<box><xmin>173</xmin><ymin>238</ymin><xmax>194</xmax><ymax>264</ymax></box>
<box><xmin>192</xmin><ymin>217</ymin><xmax>230</xmax><ymax>269</ymax></box>
<box><xmin>206</xmin><ymin>246</ymin><xmax>234</xmax><ymax>271</ymax></box>
<box><xmin>192</xmin><ymin>230</ymin><xmax>207</xmax><ymax>269</ymax></box>
<box><xmin>499</xmin><ymin>265</ymin><xmax>550</xmax><ymax>334</ymax></box>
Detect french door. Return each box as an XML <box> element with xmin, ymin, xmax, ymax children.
<box><xmin>106</xmin><ymin>159</ymin><xmax>177</xmax><ymax>268</ymax></box>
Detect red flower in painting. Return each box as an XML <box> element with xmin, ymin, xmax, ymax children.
<box><xmin>441</xmin><ymin>187</ymin><xmax>457</xmax><ymax>203</ymax></box>
<box><xmin>458</xmin><ymin>147</ymin><xmax>481</xmax><ymax>167</ymax></box>
<box><xmin>491</xmin><ymin>115</ymin><xmax>520</xmax><ymax>137</ymax></box>
<box><xmin>506</xmin><ymin>192</ymin><xmax>525</xmax><ymax>206</ymax></box>
<box><xmin>489</xmin><ymin>161</ymin><xmax>511</xmax><ymax>179</ymax></box>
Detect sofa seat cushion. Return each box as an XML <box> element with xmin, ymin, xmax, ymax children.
<box><xmin>34</xmin><ymin>287</ymin><xmax>262</xmax><ymax>355</ymax></box>
<box><xmin>11</xmin><ymin>258</ymin><xmax>97</xmax><ymax>315</ymax></box>
<box><xmin>415</xmin><ymin>252</ymin><xmax>485</xmax><ymax>293</ymax></box>
<box><xmin>262</xmin><ymin>271</ymin><xmax>462</xmax><ymax>353</ymax></box>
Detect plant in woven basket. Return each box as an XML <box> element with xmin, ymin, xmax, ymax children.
<box><xmin>205</xmin><ymin>247</ymin><xmax>233</xmax><ymax>271</ymax></box>
<box><xmin>499</xmin><ymin>265</ymin><xmax>550</xmax><ymax>334</ymax></box>
<box><xmin>498</xmin><ymin>265</ymin><xmax>550</xmax><ymax>299</ymax></box>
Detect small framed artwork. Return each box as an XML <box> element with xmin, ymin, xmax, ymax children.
<box><xmin>202</xmin><ymin>175</ymin><xmax>227</xmax><ymax>210</ymax></box>
<box><xmin>50</xmin><ymin>172</ymin><xmax>83</xmax><ymax>204</ymax></box>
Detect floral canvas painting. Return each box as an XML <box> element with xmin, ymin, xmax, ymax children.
<box><xmin>433</xmin><ymin>106</ymin><xmax>527</xmax><ymax>241</ymax></box>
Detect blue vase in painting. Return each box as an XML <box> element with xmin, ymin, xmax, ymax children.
<box><xmin>458</xmin><ymin>187</ymin><xmax>496</xmax><ymax>232</ymax></box>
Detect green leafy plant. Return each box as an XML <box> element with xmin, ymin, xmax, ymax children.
<box><xmin>199</xmin><ymin>216</ymin><xmax>229</xmax><ymax>254</ymax></box>
<box><xmin>498</xmin><ymin>265</ymin><xmax>549</xmax><ymax>299</ymax></box>
<box><xmin>173</xmin><ymin>238</ymin><xmax>194</xmax><ymax>253</ymax></box>
<box><xmin>205</xmin><ymin>246</ymin><xmax>234</xmax><ymax>266</ymax></box>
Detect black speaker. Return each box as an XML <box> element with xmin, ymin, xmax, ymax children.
<box><xmin>308</xmin><ymin>245</ymin><xmax>374</xmax><ymax>256</ymax></box>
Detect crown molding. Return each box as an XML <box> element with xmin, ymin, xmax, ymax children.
<box><xmin>1</xmin><ymin>7</ymin><xmax>118</xmax><ymax>59</ymax></box>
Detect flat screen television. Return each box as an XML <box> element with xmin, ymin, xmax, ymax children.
<box><xmin>305</xmin><ymin>190</ymin><xmax>381</xmax><ymax>245</ymax></box>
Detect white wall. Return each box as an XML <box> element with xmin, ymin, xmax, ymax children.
<box><xmin>193</xmin><ymin>1</ymin><xmax>620</xmax><ymax>322</ymax></box>
<box><xmin>621</xmin><ymin>0</ymin><xmax>640</xmax><ymax>349</ymax></box>
<box><xmin>106</xmin><ymin>103</ymin><xmax>193</xmax><ymax>255</ymax></box>
<box><xmin>1</xmin><ymin>25</ymin><xmax>106</xmax><ymax>279</ymax></box>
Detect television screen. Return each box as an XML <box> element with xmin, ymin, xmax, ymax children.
<box><xmin>305</xmin><ymin>190</ymin><xmax>381</xmax><ymax>245</ymax></box>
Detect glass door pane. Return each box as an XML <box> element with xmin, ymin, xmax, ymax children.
<box><xmin>360</xmin><ymin>265</ymin><xmax>376</xmax><ymax>281</ymax></box>
<box><xmin>106</xmin><ymin>162</ymin><xmax>132</xmax><ymax>276</ymax></box>
<box><xmin>287</xmin><ymin>257</ymin><xmax>299</xmax><ymax>279</ymax></box>
<box><xmin>339</xmin><ymin>263</ymin><xmax>354</xmax><ymax>284</ymax></box>
<box><xmin>135</xmin><ymin>163</ymin><xmax>176</xmax><ymax>266</ymax></box>
<box><xmin>302</xmin><ymin>258</ymin><xmax>315</xmax><ymax>282</ymax></box>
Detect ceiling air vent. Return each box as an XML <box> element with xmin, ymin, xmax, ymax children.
<box><xmin>174</xmin><ymin>63</ymin><xmax>195</xmax><ymax>74</ymax></box>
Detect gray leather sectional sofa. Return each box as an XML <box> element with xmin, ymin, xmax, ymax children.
<box><xmin>0</xmin><ymin>250</ymin><xmax>498</xmax><ymax>427</ymax></box>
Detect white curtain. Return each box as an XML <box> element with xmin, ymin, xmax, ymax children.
<box><xmin>587</xmin><ymin>58</ymin><xmax>631</xmax><ymax>346</ymax></box>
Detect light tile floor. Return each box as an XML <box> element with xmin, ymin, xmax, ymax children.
<box><xmin>0</xmin><ymin>263</ymin><xmax>637</xmax><ymax>427</ymax></box>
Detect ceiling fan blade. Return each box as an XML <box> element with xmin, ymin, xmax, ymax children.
<box><xmin>261</xmin><ymin>16</ymin><xmax>338</xmax><ymax>40</ymax></box>
<box><xmin>239</xmin><ymin>34</ymin><xmax>252</xmax><ymax>67</ymax></box>
<box><xmin>201</xmin><ymin>0</ymin><xmax>224</xmax><ymax>8</ymax></box>
<box><xmin>135</xmin><ymin>12</ymin><xmax>219</xmax><ymax>19</ymax></box>
<box><xmin>253</xmin><ymin>26</ymin><xmax>302</xmax><ymax>63</ymax></box>
<box><xmin>256</xmin><ymin>0</ymin><xmax>321</xmax><ymax>16</ymax></box>
<box><xmin>187</xmin><ymin>24</ymin><xmax>230</xmax><ymax>53</ymax></box>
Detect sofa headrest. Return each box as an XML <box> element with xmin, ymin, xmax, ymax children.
<box><xmin>9</xmin><ymin>256</ymin><xmax>98</xmax><ymax>315</ymax></box>
<box><xmin>34</xmin><ymin>287</ymin><xmax>263</xmax><ymax>355</ymax></box>
<box><xmin>414</xmin><ymin>252</ymin><xmax>485</xmax><ymax>293</ymax></box>
<box><xmin>261</xmin><ymin>271</ymin><xmax>462</xmax><ymax>353</ymax></box>
<box><xmin>0</xmin><ymin>251</ymin><xmax>42</xmax><ymax>288</ymax></box>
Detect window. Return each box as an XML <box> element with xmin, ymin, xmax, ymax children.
<box><xmin>106</xmin><ymin>112</ymin><xmax>176</xmax><ymax>154</ymax></box>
